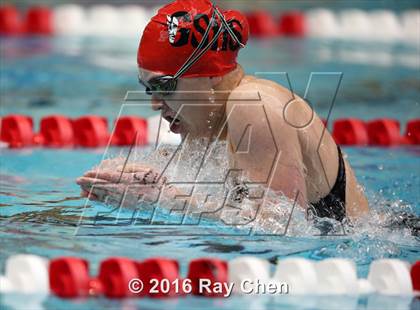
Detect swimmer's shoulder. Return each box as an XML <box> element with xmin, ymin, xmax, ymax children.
<box><xmin>228</xmin><ymin>75</ymin><xmax>295</xmax><ymax>107</ymax></box>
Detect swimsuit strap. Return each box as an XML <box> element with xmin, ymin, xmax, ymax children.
<box><xmin>308</xmin><ymin>145</ymin><xmax>347</xmax><ymax>222</ymax></box>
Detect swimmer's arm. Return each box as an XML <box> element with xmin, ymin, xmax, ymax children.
<box><xmin>225</xmin><ymin>84</ymin><xmax>308</xmax><ymax>208</ymax></box>
<box><xmin>77</xmin><ymin>163</ymin><xmax>291</xmax><ymax>224</ymax></box>
<box><xmin>77</xmin><ymin>164</ymin><xmax>225</xmax><ymax>220</ymax></box>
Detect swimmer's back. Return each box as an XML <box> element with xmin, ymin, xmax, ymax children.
<box><xmin>229</xmin><ymin>75</ymin><xmax>369</xmax><ymax>218</ymax></box>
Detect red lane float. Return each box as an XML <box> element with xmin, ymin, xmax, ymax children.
<box><xmin>187</xmin><ymin>258</ymin><xmax>228</xmax><ymax>297</ymax></box>
<box><xmin>367</xmin><ymin>119</ymin><xmax>401</xmax><ymax>146</ymax></box>
<box><xmin>25</xmin><ymin>6</ymin><xmax>53</xmax><ymax>35</ymax></box>
<box><xmin>278</xmin><ymin>11</ymin><xmax>306</xmax><ymax>37</ymax></box>
<box><xmin>246</xmin><ymin>11</ymin><xmax>278</xmax><ymax>37</ymax></box>
<box><xmin>137</xmin><ymin>258</ymin><xmax>181</xmax><ymax>298</ymax></box>
<box><xmin>0</xmin><ymin>115</ymin><xmax>34</xmax><ymax>148</ymax></box>
<box><xmin>332</xmin><ymin>118</ymin><xmax>369</xmax><ymax>146</ymax></box>
<box><xmin>40</xmin><ymin>115</ymin><xmax>74</xmax><ymax>147</ymax></box>
<box><xmin>50</xmin><ymin>257</ymin><xmax>141</xmax><ymax>299</ymax></box>
<box><xmin>411</xmin><ymin>261</ymin><xmax>420</xmax><ymax>292</ymax></box>
<box><xmin>98</xmin><ymin>257</ymin><xmax>140</xmax><ymax>298</ymax></box>
<box><xmin>405</xmin><ymin>119</ymin><xmax>420</xmax><ymax>145</ymax></box>
<box><xmin>0</xmin><ymin>5</ymin><xmax>23</xmax><ymax>35</ymax></box>
<box><xmin>1</xmin><ymin>115</ymin><xmax>419</xmax><ymax>148</ymax></box>
<box><xmin>73</xmin><ymin>116</ymin><xmax>109</xmax><ymax>147</ymax></box>
<box><xmin>49</xmin><ymin>257</ymin><xmax>93</xmax><ymax>298</ymax></box>
<box><xmin>111</xmin><ymin>116</ymin><xmax>148</xmax><ymax>146</ymax></box>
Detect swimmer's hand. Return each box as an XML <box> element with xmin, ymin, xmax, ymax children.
<box><xmin>76</xmin><ymin>163</ymin><xmax>173</xmax><ymax>208</ymax></box>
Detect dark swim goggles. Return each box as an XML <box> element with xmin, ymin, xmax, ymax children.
<box><xmin>138</xmin><ymin>4</ymin><xmax>245</xmax><ymax>96</ymax></box>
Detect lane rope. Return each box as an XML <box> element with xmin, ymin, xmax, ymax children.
<box><xmin>0</xmin><ymin>255</ymin><xmax>418</xmax><ymax>298</ymax></box>
<box><xmin>0</xmin><ymin>114</ymin><xmax>418</xmax><ymax>148</ymax></box>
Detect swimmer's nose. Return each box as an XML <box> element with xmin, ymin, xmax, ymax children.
<box><xmin>151</xmin><ymin>96</ymin><xmax>163</xmax><ymax>111</ymax></box>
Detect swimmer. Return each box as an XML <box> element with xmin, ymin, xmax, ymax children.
<box><xmin>77</xmin><ymin>0</ymin><xmax>369</xmax><ymax>224</ymax></box>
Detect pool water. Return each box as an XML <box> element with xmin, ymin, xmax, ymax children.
<box><xmin>1</xmin><ymin>35</ymin><xmax>419</xmax><ymax>309</ymax></box>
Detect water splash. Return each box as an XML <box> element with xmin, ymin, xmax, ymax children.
<box><xmin>87</xmin><ymin>140</ymin><xmax>420</xmax><ymax>263</ymax></box>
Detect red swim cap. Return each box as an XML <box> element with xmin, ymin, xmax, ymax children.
<box><xmin>137</xmin><ymin>0</ymin><xmax>249</xmax><ymax>78</ymax></box>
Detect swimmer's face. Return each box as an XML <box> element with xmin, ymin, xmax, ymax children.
<box><xmin>139</xmin><ymin>68</ymin><xmax>223</xmax><ymax>137</ymax></box>
<box><xmin>166</xmin><ymin>15</ymin><xmax>179</xmax><ymax>44</ymax></box>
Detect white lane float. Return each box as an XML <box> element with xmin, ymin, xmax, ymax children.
<box><xmin>370</xmin><ymin>10</ymin><xmax>402</xmax><ymax>42</ymax></box>
<box><xmin>53</xmin><ymin>4</ymin><xmax>86</xmax><ymax>36</ymax></box>
<box><xmin>315</xmin><ymin>258</ymin><xmax>358</xmax><ymax>295</ymax></box>
<box><xmin>357</xmin><ymin>278</ymin><xmax>376</xmax><ymax>295</ymax></box>
<box><xmin>0</xmin><ymin>275</ymin><xmax>15</xmax><ymax>292</ymax></box>
<box><xmin>305</xmin><ymin>9</ymin><xmax>340</xmax><ymax>38</ymax></box>
<box><xmin>338</xmin><ymin>9</ymin><xmax>372</xmax><ymax>41</ymax></box>
<box><xmin>228</xmin><ymin>256</ymin><xmax>271</xmax><ymax>294</ymax></box>
<box><xmin>367</xmin><ymin>259</ymin><xmax>413</xmax><ymax>295</ymax></box>
<box><xmin>118</xmin><ymin>6</ymin><xmax>149</xmax><ymax>37</ymax></box>
<box><xmin>3</xmin><ymin>254</ymin><xmax>49</xmax><ymax>294</ymax></box>
<box><xmin>273</xmin><ymin>258</ymin><xmax>317</xmax><ymax>294</ymax></box>
<box><xmin>85</xmin><ymin>5</ymin><xmax>121</xmax><ymax>36</ymax></box>
<box><xmin>271</xmin><ymin>258</ymin><xmax>319</xmax><ymax>309</ymax></box>
<box><xmin>400</xmin><ymin>10</ymin><xmax>420</xmax><ymax>44</ymax></box>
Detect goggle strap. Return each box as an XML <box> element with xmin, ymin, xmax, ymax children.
<box><xmin>214</xmin><ymin>7</ymin><xmax>245</xmax><ymax>48</ymax></box>
<box><xmin>174</xmin><ymin>4</ymin><xmax>244</xmax><ymax>79</ymax></box>
<box><xmin>176</xmin><ymin>8</ymin><xmax>217</xmax><ymax>71</ymax></box>
<box><xmin>174</xmin><ymin>11</ymin><xmax>227</xmax><ymax>79</ymax></box>
<box><xmin>174</xmin><ymin>23</ymin><xmax>224</xmax><ymax>79</ymax></box>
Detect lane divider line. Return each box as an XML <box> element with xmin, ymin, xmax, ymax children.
<box><xmin>0</xmin><ymin>114</ymin><xmax>418</xmax><ymax>148</ymax></box>
<box><xmin>0</xmin><ymin>255</ymin><xmax>418</xmax><ymax>298</ymax></box>
<box><xmin>0</xmin><ymin>5</ymin><xmax>419</xmax><ymax>46</ymax></box>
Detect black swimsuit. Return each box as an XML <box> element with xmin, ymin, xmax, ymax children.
<box><xmin>308</xmin><ymin>146</ymin><xmax>347</xmax><ymax>222</ymax></box>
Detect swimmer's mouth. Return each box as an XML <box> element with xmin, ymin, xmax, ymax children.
<box><xmin>163</xmin><ymin>115</ymin><xmax>181</xmax><ymax>134</ymax></box>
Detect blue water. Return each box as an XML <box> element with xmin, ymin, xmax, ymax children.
<box><xmin>0</xmin><ymin>35</ymin><xmax>419</xmax><ymax>309</ymax></box>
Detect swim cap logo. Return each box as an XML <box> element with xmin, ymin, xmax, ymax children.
<box><xmin>166</xmin><ymin>11</ymin><xmax>191</xmax><ymax>46</ymax></box>
<box><xmin>166</xmin><ymin>15</ymin><xmax>179</xmax><ymax>44</ymax></box>
<box><xmin>167</xmin><ymin>11</ymin><xmax>243</xmax><ymax>51</ymax></box>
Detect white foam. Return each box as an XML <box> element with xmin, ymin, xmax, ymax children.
<box><xmin>147</xmin><ymin>114</ymin><xmax>182</xmax><ymax>145</ymax></box>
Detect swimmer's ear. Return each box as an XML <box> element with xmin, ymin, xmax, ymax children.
<box><xmin>209</xmin><ymin>76</ymin><xmax>222</xmax><ymax>87</ymax></box>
